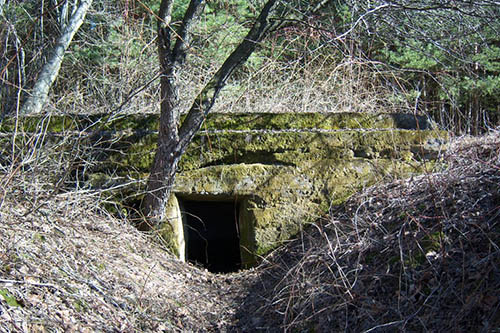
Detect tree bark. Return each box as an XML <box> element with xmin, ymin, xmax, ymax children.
<box><xmin>140</xmin><ymin>0</ymin><xmax>285</xmax><ymax>229</ymax></box>
<box><xmin>20</xmin><ymin>0</ymin><xmax>93</xmax><ymax>115</ymax></box>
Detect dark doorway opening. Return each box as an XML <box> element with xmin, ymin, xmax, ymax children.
<box><xmin>182</xmin><ymin>200</ymin><xmax>241</xmax><ymax>273</ymax></box>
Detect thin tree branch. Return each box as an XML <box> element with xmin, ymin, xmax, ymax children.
<box><xmin>171</xmin><ymin>0</ymin><xmax>205</xmax><ymax>66</ymax></box>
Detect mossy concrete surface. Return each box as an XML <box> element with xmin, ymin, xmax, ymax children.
<box><xmin>0</xmin><ymin>112</ymin><xmax>447</xmax><ymax>265</ymax></box>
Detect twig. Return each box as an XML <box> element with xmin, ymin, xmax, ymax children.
<box><xmin>0</xmin><ymin>278</ymin><xmax>59</xmax><ymax>289</ymax></box>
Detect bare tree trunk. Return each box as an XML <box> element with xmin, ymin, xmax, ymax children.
<box><xmin>20</xmin><ymin>0</ymin><xmax>93</xmax><ymax>115</ymax></box>
<box><xmin>139</xmin><ymin>0</ymin><xmax>285</xmax><ymax>229</ymax></box>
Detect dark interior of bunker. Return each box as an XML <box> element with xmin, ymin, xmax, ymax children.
<box><xmin>182</xmin><ymin>200</ymin><xmax>241</xmax><ymax>273</ymax></box>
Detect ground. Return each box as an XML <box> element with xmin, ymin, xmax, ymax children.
<box><xmin>0</xmin><ymin>132</ymin><xmax>499</xmax><ymax>332</ymax></box>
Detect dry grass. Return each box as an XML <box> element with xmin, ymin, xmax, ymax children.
<box><xmin>0</xmin><ymin>133</ymin><xmax>236</xmax><ymax>332</ymax></box>
<box><xmin>54</xmin><ymin>48</ymin><xmax>410</xmax><ymax>117</ymax></box>
<box><xmin>49</xmin><ymin>8</ymin><xmax>413</xmax><ymax>117</ymax></box>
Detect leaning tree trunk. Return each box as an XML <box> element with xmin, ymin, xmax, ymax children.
<box><xmin>139</xmin><ymin>0</ymin><xmax>285</xmax><ymax>230</ymax></box>
<box><xmin>20</xmin><ymin>0</ymin><xmax>93</xmax><ymax>115</ymax></box>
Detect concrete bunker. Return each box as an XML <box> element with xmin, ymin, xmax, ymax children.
<box><xmin>22</xmin><ymin>112</ymin><xmax>445</xmax><ymax>270</ymax></box>
<box><xmin>166</xmin><ymin>194</ymin><xmax>257</xmax><ymax>273</ymax></box>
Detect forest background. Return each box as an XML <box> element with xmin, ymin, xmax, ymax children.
<box><xmin>1</xmin><ymin>0</ymin><xmax>499</xmax><ymax>135</ymax></box>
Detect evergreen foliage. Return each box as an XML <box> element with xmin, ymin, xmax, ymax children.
<box><xmin>340</xmin><ymin>0</ymin><xmax>500</xmax><ymax>133</ymax></box>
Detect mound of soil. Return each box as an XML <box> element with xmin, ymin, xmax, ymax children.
<box><xmin>231</xmin><ymin>132</ymin><xmax>500</xmax><ymax>332</ymax></box>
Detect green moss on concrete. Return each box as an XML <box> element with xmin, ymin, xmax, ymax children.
<box><xmin>158</xmin><ymin>194</ymin><xmax>184</xmax><ymax>258</ymax></box>
<box><xmin>0</xmin><ymin>113</ymin><xmax>160</xmax><ymax>133</ymax></box>
<box><xmin>117</xmin><ymin>134</ymin><xmax>157</xmax><ymax>172</ymax></box>
<box><xmin>93</xmin><ymin>119</ymin><xmax>445</xmax><ymax>261</ymax></box>
<box><xmin>0</xmin><ymin>115</ymin><xmax>76</xmax><ymax>132</ymax></box>
<box><xmin>0</xmin><ymin>112</ymin><xmax>447</xmax><ymax>264</ymax></box>
<box><xmin>193</xmin><ymin>112</ymin><xmax>400</xmax><ymax>131</ymax></box>
<box><xmin>0</xmin><ymin>112</ymin><xmax>431</xmax><ymax>133</ymax></box>
<box><xmin>238</xmin><ymin>199</ymin><xmax>258</xmax><ymax>268</ymax></box>
<box><xmin>0</xmin><ymin>112</ymin><xmax>444</xmax><ymax>175</ymax></box>
<box><xmin>174</xmin><ymin>164</ymin><xmax>277</xmax><ymax>195</ymax></box>
<box><xmin>172</xmin><ymin>144</ymin><xmax>444</xmax><ymax>258</ymax></box>
<box><xmin>102</xmin><ymin>114</ymin><xmax>159</xmax><ymax>132</ymax></box>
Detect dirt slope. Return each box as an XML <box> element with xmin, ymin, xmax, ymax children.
<box><xmin>231</xmin><ymin>132</ymin><xmax>500</xmax><ymax>332</ymax></box>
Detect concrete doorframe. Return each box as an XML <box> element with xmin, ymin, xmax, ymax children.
<box><xmin>165</xmin><ymin>194</ymin><xmax>257</xmax><ymax>271</ymax></box>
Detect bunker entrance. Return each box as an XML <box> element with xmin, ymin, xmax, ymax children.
<box><xmin>182</xmin><ymin>200</ymin><xmax>241</xmax><ymax>273</ymax></box>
